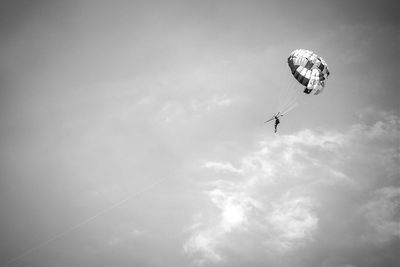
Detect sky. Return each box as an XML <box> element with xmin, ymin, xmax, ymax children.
<box><xmin>0</xmin><ymin>0</ymin><xmax>399</xmax><ymax>266</ymax></box>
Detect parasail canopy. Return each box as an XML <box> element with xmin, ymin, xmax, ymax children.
<box><xmin>288</xmin><ymin>49</ymin><xmax>330</xmax><ymax>95</ymax></box>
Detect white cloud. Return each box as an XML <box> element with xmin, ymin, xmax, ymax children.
<box><xmin>184</xmin><ymin>111</ymin><xmax>399</xmax><ymax>265</ymax></box>
<box><xmin>183</xmin><ymin>186</ymin><xmax>259</xmax><ymax>265</ymax></box>
<box><xmin>183</xmin><ymin>183</ymin><xmax>319</xmax><ymax>264</ymax></box>
<box><xmin>208</xmin><ymin>188</ymin><xmax>256</xmax><ymax>232</ymax></box>
<box><xmin>191</xmin><ymin>95</ymin><xmax>233</xmax><ymax>113</ymax></box>
<box><xmin>183</xmin><ymin>228</ymin><xmax>223</xmax><ymax>265</ymax></box>
<box><xmin>361</xmin><ymin>186</ymin><xmax>400</xmax><ymax>243</ymax></box>
<box><xmin>203</xmin><ymin>161</ymin><xmax>243</xmax><ymax>175</ymax></box>
<box><xmin>158</xmin><ymin>101</ymin><xmax>185</xmax><ymax>123</ymax></box>
<box><xmin>265</xmin><ymin>194</ymin><xmax>319</xmax><ymax>253</ymax></box>
<box><xmin>207</xmin><ymin>95</ymin><xmax>233</xmax><ymax>109</ymax></box>
<box><xmin>156</xmin><ymin>95</ymin><xmax>233</xmax><ymax>124</ymax></box>
<box><xmin>131</xmin><ymin>229</ymin><xmax>146</xmax><ymax>237</ymax></box>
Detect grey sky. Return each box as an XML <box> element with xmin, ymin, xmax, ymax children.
<box><xmin>0</xmin><ymin>1</ymin><xmax>399</xmax><ymax>267</ymax></box>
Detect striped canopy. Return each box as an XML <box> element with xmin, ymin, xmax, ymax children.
<box><xmin>288</xmin><ymin>49</ymin><xmax>330</xmax><ymax>95</ymax></box>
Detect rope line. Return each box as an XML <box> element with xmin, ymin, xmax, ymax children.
<box><xmin>4</xmin><ymin>177</ymin><xmax>168</xmax><ymax>266</ymax></box>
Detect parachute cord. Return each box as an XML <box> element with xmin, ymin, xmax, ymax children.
<box><xmin>278</xmin><ymin>78</ymin><xmax>298</xmax><ymax>114</ymax></box>
<box><xmin>278</xmin><ymin>75</ymin><xmax>295</xmax><ymax>111</ymax></box>
<box><xmin>276</xmin><ymin>65</ymin><xmax>292</xmax><ymax>110</ymax></box>
<box><xmin>277</xmin><ymin>77</ymin><xmax>296</xmax><ymax>113</ymax></box>
<box><xmin>281</xmin><ymin>101</ymin><xmax>299</xmax><ymax>115</ymax></box>
<box><xmin>276</xmin><ymin>81</ymin><xmax>288</xmax><ymax>112</ymax></box>
<box><xmin>281</xmin><ymin>101</ymin><xmax>297</xmax><ymax>116</ymax></box>
<box><xmin>280</xmin><ymin>90</ymin><xmax>297</xmax><ymax>113</ymax></box>
<box><xmin>286</xmin><ymin>78</ymin><xmax>297</xmax><ymax>106</ymax></box>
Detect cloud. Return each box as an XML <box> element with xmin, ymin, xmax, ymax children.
<box><xmin>183</xmin><ymin>183</ymin><xmax>319</xmax><ymax>265</ymax></box>
<box><xmin>158</xmin><ymin>101</ymin><xmax>186</xmax><ymax>123</ymax></box>
<box><xmin>361</xmin><ymin>186</ymin><xmax>400</xmax><ymax>243</ymax></box>
<box><xmin>183</xmin><ymin>226</ymin><xmax>223</xmax><ymax>265</ymax></box>
<box><xmin>202</xmin><ymin>161</ymin><xmax>243</xmax><ymax>175</ymax></box>
<box><xmin>157</xmin><ymin>95</ymin><xmax>233</xmax><ymax>124</ymax></box>
<box><xmin>191</xmin><ymin>95</ymin><xmax>233</xmax><ymax>112</ymax></box>
<box><xmin>265</xmin><ymin>193</ymin><xmax>318</xmax><ymax>253</ymax></box>
<box><xmin>184</xmin><ymin>110</ymin><xmax>399</xmax><ymax>265</ymax></box>
<box><xmin>183</xmin><ymin>187</ymin><xmax>259</xmax><ymax>265</ymax></box>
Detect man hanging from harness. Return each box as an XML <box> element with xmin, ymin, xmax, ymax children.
<box><xmin>274</xmin><ymin>115</ymin><xmax>281</xmax><ymax>133</ymax></box>
<box><xmin>264</xmin><ymin>112</ymin><xmax>283</xmax><ymax>133</ymax></box>
<box><xmin>263</xmin><ymin>49</ymin><xmax>330</xmax><ymax>135</ymax></box>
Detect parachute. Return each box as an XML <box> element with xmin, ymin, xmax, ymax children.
<box><xmin>288</xmin><ymin>49</ymin><xmax>330</xmax><ymax>95</ymax></box>
<box><xmin>275</xmin><ymin>49</ymin><xmax>330</xmax><ymax>116</ymax></box>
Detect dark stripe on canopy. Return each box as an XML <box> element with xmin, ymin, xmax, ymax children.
<box><xmin>305</xmin><ymin>60</ymin><xmax>314</xmax><ymax>70</ymax></box>
<box><xmin>300</xmin><ymin>76</ymin><xmax>309</xmax><ymax>86</ymax></box>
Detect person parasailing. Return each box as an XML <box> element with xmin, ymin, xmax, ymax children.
<box><xmin>274</xmin><ymin>114</ymin><xmax>281</xmax><ymax>133</ymax></box>
<box><xmin>264</xmin><ymin>112</ymin><xmax>283</xmax><ymax>133</ymax></box>
<box><xmin>264</xmin><ymin>49</ymin><xmax>331</xmax><ymax>134</ymax></box>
